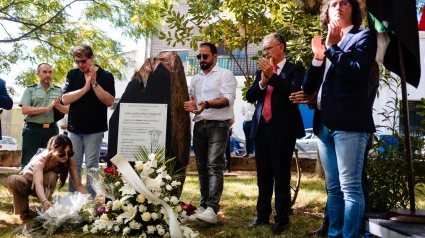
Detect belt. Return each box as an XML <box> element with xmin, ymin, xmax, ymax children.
<box><xmin>26</xmin><ymin>122</ymin><xmax>56</xmax><ymax>128</ymax></box>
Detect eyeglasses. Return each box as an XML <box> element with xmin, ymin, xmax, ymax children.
<box><xmin>196</xmin><ymin>54</ymin><xmax>210</xmax><ymax>60</ymax></box>
<box><xmin>74</xmin><ymin>59</ymin><xmax>88</xmax><ymax>64</ymax></box>
<box><xmin>330</xmin><ymin>0</ymin><xmax>350</xmax><ymax>8</ymax></box>
<box><xmin>58</xmin><ymin>151</ymin><xmax>74</xmax><ymax>158</ymax></box>
<box><xmin>263</xmin><ymin>43</ymin><xmax>281</xmax><ymax>53</ymax></box>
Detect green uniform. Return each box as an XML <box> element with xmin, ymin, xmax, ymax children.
<box><xmin>19</xmin><ymin>83</ymin><xmax>62</xmax><ymax>170</ymax></box>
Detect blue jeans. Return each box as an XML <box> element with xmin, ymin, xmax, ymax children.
<box><xmin>68</xmin><ymin>131</ymin><xmax>103</xmax><ymax>197</ymax></box>
<box><xmin>317</xmin><ymin>122</ymin><xmax>369</xmax><ymax>238</ymax></box>
<box><xmin>193</xmin><ymin>119</ymin><xmax>230</xmax><ymax>212</ymax></box>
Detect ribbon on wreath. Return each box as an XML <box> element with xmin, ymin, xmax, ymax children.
<box><xmin>111</xmin><ymin>154</ymin><xmax>183</xmax><ymax>238</ymax></box>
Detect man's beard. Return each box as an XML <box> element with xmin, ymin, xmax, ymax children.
<box><xmin>200</xmin><ymin>61</ymin><xmax>213</xmax><ymax>70</ymax></box>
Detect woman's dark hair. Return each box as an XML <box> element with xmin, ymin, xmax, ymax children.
<box><xmin>47</xmin><ymin>134</ymin><xmax>73</xmax><ymax>188</ymax></box>
<box><xmin>320</xmin><ymin>0</ymin><xmax>363</xmax><ymax>31</ymax></box>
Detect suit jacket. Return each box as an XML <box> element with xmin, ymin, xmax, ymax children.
<box><xmin>247</xmin><ymin>61</ymin><xmax>306</xmax><ymax>139</ymax></box>
<box><xmin>303</xmin><ymin>29</ymin><xmax>377</xmax><ymax>134</ymax></box>
<box><xmin>0</xmin><ymin>79</ymin><xmax>13</xmax><ymax>140</ymax></box>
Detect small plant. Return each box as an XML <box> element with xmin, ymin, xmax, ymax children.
<box><xmin>368</xmin><ymin>69</ymin><xmax>425</xmax><ymax>212</ymax></box>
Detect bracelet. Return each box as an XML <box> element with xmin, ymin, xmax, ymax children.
<box><xmin>314</xmin><ymin>57</ymin><xmax>324</xmax><ymax>61</ymax></box>
<box><xmin>205</xmin><ymin>101</ymin><xmax>210</xmax><ymax>109</ymax></box>
<box><xmin>41</xmin><ymin>199</ymin><xmax>48</xmax><ymax>204</ymax></box>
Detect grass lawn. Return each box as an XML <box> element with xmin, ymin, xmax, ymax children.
<box><xmin>1</xmin><ymin>171</ymin><xmax>423</xmax><ymax>237</ymax></box>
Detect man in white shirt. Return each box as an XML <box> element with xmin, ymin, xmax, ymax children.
<box><xmin>184</xmin><ymin>42</ymin><xmax>237</xmax><ymax>224</ymax></box>
<box><xmin>241</xmin><ymin>102</ymin><xmax>255</xmax><ymax>157</ymax></box>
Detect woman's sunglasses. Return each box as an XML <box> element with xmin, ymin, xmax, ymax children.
<box><xmin>58</xmin><ymin>151</ymin><xmax>74</xmax><ymax>158</ymax></box>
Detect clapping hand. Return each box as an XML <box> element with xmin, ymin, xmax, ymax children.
<box><xmin>289</xmin><ymin>91</ymin><xmax>317</xmax><ymax>104</ymax></box>
<box><xmin>312</xmin><ymin>36</ymin><xmax>325</xmax><ymax>60</ymax></box>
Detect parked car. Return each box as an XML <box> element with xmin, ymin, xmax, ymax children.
<box><xmin>190</xmin><ymin>131</ymin><xmax>246</xmax><ymax>156</ymax></box>
<box><xmin>99</xmin><ymin>141</ymin><xmax>108</xmax><ymax>162</ymax></box>
<box><xmin>295</xmin><ymin>128</ymin><xmax>318</xmax><ymax>159</ymax></box>
<box><xmin>0</xmin><ymin>136</ymin><xmax>18</xmax><ymax>150</ymax></box>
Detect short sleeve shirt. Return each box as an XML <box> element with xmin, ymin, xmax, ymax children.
<box><xmin>19</xmin><ymin>83</ymin><xmax>62</xmax><ymax>123</ymax></box>
<box><xmin>62</xmin><ymin>66</ymin><xmax>115</xmax><ymax>134</ymax></box>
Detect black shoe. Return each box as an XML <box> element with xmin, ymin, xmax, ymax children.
<box><xmin>248</xmin><ymin>218</ymin><xmax>270</xmax><ymax>228</ymax></box>
<box><xmin>306</xmin><ymin>225</ymin><xmax>328</xmax><ymax>237</ymax></box>
<box><xmin>226</xmin><ymin>169</ymin><xmax>231</xmax><ymax>173</ymax></box>
<box><xmin>270</xmin><ymin>222</ymin><xmax>288</xmax><ymax>235</ymax></box>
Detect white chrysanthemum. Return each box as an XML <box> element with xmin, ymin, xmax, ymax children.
<box><xmin>135</xmin><ymin>161</ymin><xmax>144</xmax><ymax>171</ymax></box>
<box><xmin>83</xmin><ymin>225</ymin><xmax>88</xmax><ymax>232</ymax></box>
<box><xmin>107</xmin><ymin>201</ymin><xmax>112</xmax><ymax>206</ymax></box>
<box><xmin>175</xmin><ymin>206</ymin><xmax>182</xmax><ymax>213</ymax></box>
<box><xmin>160</xmin><ymin>181</ymin><xmax>166</xmax><ymax>186</ymax></box>
<box><xmin>138</xmin><ymin>204</ymin><xmax>147</xmax><ymax>213</ymax></box>
<box><xmin>170</xmin><ymin>196</ymin><xmax>179</xmax><ymax>205</ymax></box>
<box><xmin>112</xmin><ymin>200</ymin><xmax>122</xmax><ymax>210</ymax></box>
<box><xmin>145</xmin><ymin>177</ymin><xmax>160</xmax><ymax>191</ymax></box>
<box><xmin>158</xmin><ymin>228</ymin><xmax>165</xmax><ymax>235</ymax></box>
<box><xmin>171</xmin><ymin>181</ymin><xmax>178</xmax><ymax>187</ymax></box>
<box><xmin>107</xmin><ymin>222</ymin><xmax>113</xmax><ymax>230</ymax></box>
<box><xmin>147</xmin><ymin>225</ymin><xmax>156</xmax><ymax>234</ymax></box>
<box><xmin>129</xmin><ymin>220</ymin><xmax>142</xmax><ymax>229</ymax></box>
<box><xmin>114</xmin><ymin>225</ymin><xmax>120</xmax><ymax>232</ymax></box>
<box><xmin>120</xmin><ymin>204</ymin><xmax>138</xmax><ymax>223</ymax></box>
<box><xmin>136</xmin><ymin>194</ymin><xmax>146</xmax><ymax>203</ymax></box>
<box><xmin>123</xmin><ymin>226</ymin><xmax>131</xmax><ymax>236</ymax></box>
<box><xmin>115</xmin><ymin>181</ymin><xmax>121</xmax><ymax>187</ymax></box>
<box><xmin>116</xmin><ymin>217</ymin><xmax>124</xmax><ymax>225</ymax></box>
<box><xmin>120</xmin><ymin>183</ymin><xmax>136</xmax><ymax>196</ymax></box>
<box><xmin>166</xmin><ymin>175</ymin><xmax>172</xmax><ymax>180</ymax></box>
<box><xmin>156</xmin><ymin>224</ymin><xmax>163</xmax><ymax>230</ymax></box>
<box><xmin>163</xmin><ymin>197</ymin><xmax>170</xmax><ymax>202</ymax></box>
<box><xmin>141</xmin><ymin>212</ymin><xmax>151</xmax><ymax>222</ymax></box>
<box><xmin>139</xmin><ymin>233</ymin><xmax>147</xmax><ymax>238</ymax></box>
<box><xmin>177</xmin><ymin>181</ymin><xmax>182</xmax><ymax>185</ymax></box>
<box><xmin>151</xmin><ymin>212</ymin><xmax>159</xmax><ymax>220</ymax></box>
<box><xmin>166</xmin><ymin>184</ymin><xmax>172</xmax><ymax>191</ymax></box>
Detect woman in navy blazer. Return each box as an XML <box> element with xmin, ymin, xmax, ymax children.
<box><xmin>302</xmin><ymin>0</ymin><xmax>377</xmax><ymax>237</ymax></box>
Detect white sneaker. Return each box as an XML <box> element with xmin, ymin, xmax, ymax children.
<box><xmin>196</xmin><ymin>207</ymin><xmax>217</xmax><ymax>224</ymax></box>
<box><xmin>186</xmin><ymin>207</ymin><xmax>206</xmax><ymax>221</ymax></box>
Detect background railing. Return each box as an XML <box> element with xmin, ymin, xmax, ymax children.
<box><xmin>186</xmin><ymin>55</ymin><xmax>259</xmax><ymax>76</ymax></box>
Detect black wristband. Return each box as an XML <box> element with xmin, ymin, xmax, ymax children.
<box><xmin>205</xmin><ymin>101</ymin><xmax>210</xmax><ymax>109</ymax></box>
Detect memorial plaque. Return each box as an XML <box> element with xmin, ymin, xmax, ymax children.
<box><xmin>117</xmin><ymin>103</ymin><xmax>167</xmax><ymax>161</ymax></box>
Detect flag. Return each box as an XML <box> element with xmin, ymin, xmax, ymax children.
<box><xmin>367</xmin><ymin>0</ymin><xmax>421</xmax><ymax>88</ymax></box>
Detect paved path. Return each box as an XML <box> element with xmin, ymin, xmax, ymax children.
<box><xmin>0</xmin><ymin>167</ymin><xmax>19</xmax><ymax>174</ymax></box>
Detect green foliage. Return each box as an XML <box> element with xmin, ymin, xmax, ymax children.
<box><xmin>0</xmin><ymin>0</ymin><xmax>166</xmax><ymax>86</ymax></box>
<box><xmin>368</xmin><ymin>70</ymin><xmax>425</xmax><ymax>212</ymax></box>
<box><xmin>159</xmin><ymin>0</ymin><xmax>322</xmax><ymax>100</ymax></box>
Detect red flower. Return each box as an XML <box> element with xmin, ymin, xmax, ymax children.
<box><xmin>104</xmin><ymin>167</ymin><xmax>118</xmax><ymax>177</ymax></box>
<box><xmin>180</xmin><ymin>202</ymin><xmax>197</xmax><ymax>216</ymax></box>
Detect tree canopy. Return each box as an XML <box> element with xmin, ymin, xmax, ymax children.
<box><xmin>159</xmin><ymin>0</ymin><xmax>323</xmax><ymax>99</ymax></box>
<box><xmin>0</xmin><ymin>0</ymin><xmax>166</xmax><ymax>88</ymax></box>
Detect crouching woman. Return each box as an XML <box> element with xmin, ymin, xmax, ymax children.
<box><xmin>4</xmin><ymin>134</ymin><xmax>91</xmax><ymax>220</ymax></box>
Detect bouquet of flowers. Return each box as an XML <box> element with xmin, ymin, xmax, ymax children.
<box><xmin>81</xmin><ymin>146</ymin><xmax>197</xmax><ymax>237</ymax></box>
<box><xmin>28</xmin><ymin>192</ymin><xmax>92</xmax><ymax>236</ymax></box>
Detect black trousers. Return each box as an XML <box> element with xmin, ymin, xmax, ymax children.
<box><xmin>254</xmin><ymin>119</ymin><xmax>296</xmax><ymax>224</ymax></box>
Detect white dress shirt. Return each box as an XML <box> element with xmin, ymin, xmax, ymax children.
<box><xmin>313</xmin><ymin>25</ymin><xmax>354</xmax><ymax>109</ymax></box>
<box><xmin>241</xmin><ymin>102</ymin><xmax>255</xmax><ymax>121</ymax></box>
<box><xmin>190</xmin><ymin>64</ymin><xmax>238</xmax><ymax>122</ymax></box>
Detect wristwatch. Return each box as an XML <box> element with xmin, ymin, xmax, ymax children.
<box><xmin>92</xmin><ymin>81</ymin><xmax>99</xmax><ymax>88</ymax></box>
<box><xmin>205</xmin><ymin>101</ymin><xmax>210</xmax><ymax>109</ymax></box>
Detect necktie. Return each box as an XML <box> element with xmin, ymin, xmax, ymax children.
<box><xmin>263</xmin><ymin>65</ymin><xmax>278</xmax><ymax>121</ymax></box>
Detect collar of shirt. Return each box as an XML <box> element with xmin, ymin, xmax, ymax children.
<box><xmin>36</xmin><ymin>82</ymin><xmax>55</xmax><ymax>91</ymax></box>
<box><xmin>200</xmin><ymin>64</ymin><xmax>220</xmax><ymax>76</ymax></box>
<box><xmin>275</xmin><ymin>58</ymin><xmax>287</xmax><ymax>75</ymax></box>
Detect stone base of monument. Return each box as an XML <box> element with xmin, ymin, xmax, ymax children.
<box><xmin>186</xmin><ymin>156</ymin><xmax>317</xmax><ymax>173</ymax></box>
<box><xmin>0</xmin><ymin>150</ymin><xmax>22</xmax><ymax>167</ymax></box>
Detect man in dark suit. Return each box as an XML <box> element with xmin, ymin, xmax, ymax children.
<box><xmin>302</xmin><ymin>0</ymin><xmax>377</xmax><ymax>237</ymax></box>
<box><xmin>0</xmin><ymin>78</ymin><xmax>13</xmax><ymax>140</ymax></box>
<box><xmin>246</xmin><ymin>32</ymin><xmax>305</xmax><ymax>235</ymax></box>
